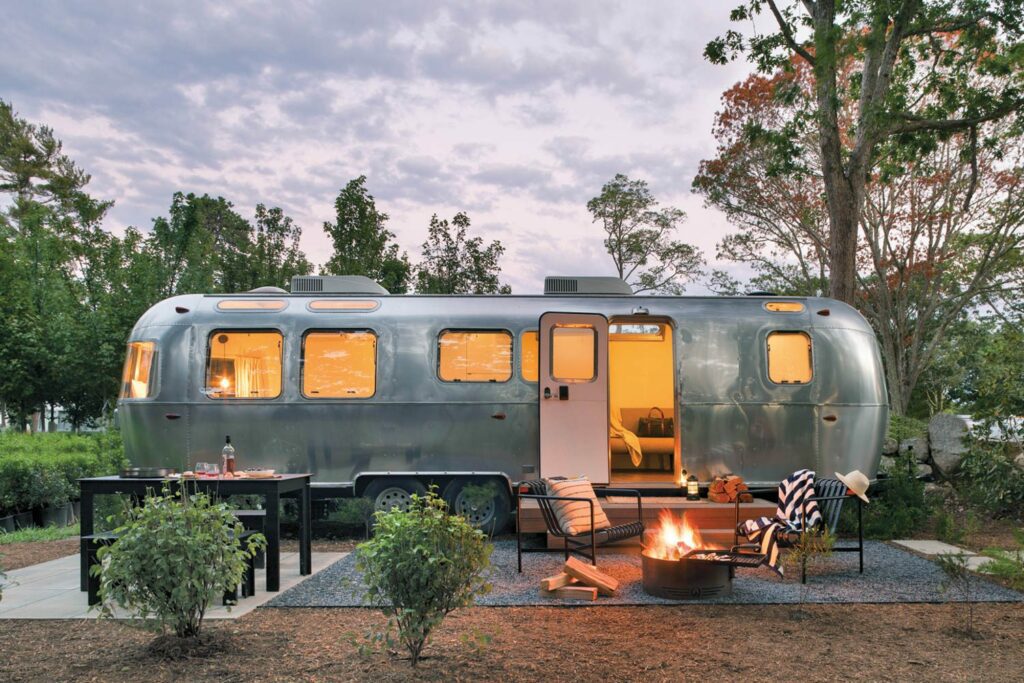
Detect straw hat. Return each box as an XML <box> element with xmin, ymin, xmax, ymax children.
<box><xmin>835</xmin><ymin>470</ymin><xmax>871</xmax><ymax>503</ymax></box>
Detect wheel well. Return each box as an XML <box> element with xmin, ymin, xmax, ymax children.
<box><xmin>353</xmin><ymin>473</ymin><xmax>513</xmax><ymax>504</ymax></box>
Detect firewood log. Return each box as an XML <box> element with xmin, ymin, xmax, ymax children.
<box><xmin>564</xmin><ymin>556</ymin><xmax>619</xmax><ymax>596</ymax></box>
<box><xmin>540</xmin><ymin>572</ymin><xmax>576</xmax><ymax>591</ymax></box>
<box><xmin>540</xmin><ymin>586</ymin><xmax>597</xmax><ymax>601</ymax></box>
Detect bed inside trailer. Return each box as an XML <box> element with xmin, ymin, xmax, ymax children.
<box><xmin>608</xmin><ymin>321</ymin><xmax>678</xmax><ymax>484</ymax></box>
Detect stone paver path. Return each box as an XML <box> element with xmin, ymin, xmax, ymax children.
<box><xmin>892</xmin><ymin>539</ymin><xmax>992</xmax><ymax>569</ymax></box>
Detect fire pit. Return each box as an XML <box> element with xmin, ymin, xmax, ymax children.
<box><xmin>641</xmin><ymin>510</ymin><xmax>764</xmax><ymax>600</ymax></box>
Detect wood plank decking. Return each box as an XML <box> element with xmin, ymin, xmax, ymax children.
<box><xmin>517</xmin><ymin>496</ymin><xmax>776</xmax><ymax>550</ymax></box>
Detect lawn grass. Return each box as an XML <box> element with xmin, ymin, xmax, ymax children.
<box><xmin>0</xmin><ymin>523</ymin><xmax>79</xmax><ymax>545</ymax></box>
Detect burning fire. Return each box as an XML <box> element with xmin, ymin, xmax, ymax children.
<box><xmin>642</xmin><ymin>509</ymin><xmax>706</xmax><ymax>561</ymax></box>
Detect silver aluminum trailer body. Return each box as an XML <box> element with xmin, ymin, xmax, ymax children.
<box><xmin>117</xmin><ymin>292</ymin><xmax>888</xmax><ymax>502</ymax></box>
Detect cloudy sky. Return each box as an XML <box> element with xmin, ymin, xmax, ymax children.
<box><xmin>2</xmin><ymin>1</ymin><xmax>753</xmax><ymax>293</ymax></box>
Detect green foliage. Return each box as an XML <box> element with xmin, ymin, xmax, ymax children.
<box><xmin>0</xmin><ymin>431</ymin><xmax>125</xmax><ymax>513</ymax></box>
<box><xmin>321</xmin><ymin>176</ymin><xmax>411</xmax><ymax>293</ymax></box>
<box><xmin>935</xmin><ymin>552</ymin><xmax>978</xmax><ymax>637</ymax></box>
<box><xmin>843</xmin><ymin>453</ymin><xmax>932</xmax><ymax>539</ymax></box>
<box><xmin>935</xmin><ymin>509</ymin><xmax>980</xmax><ymax>546</ymax></box>
<box><xmin>415</xmin><ymin>212</ymin><xmax>510</xmax><ymax>294</ymax></box>
<box><xmin>331</xmin><ymin>497</ymin><xmax>375</xmax><ymax>537</ymax></box>
<box><xmin>887</xmin><ymin>415</ymin><xmax>926</xmax><ymax>445</ymax></box>
<box><xmin>0</xmin><ymin>523</ymin><xmax>79</xmax><ymax>544</ymax></box>
<box><xmin>94</xmin><ymin>486</ymin><xmax>266</xmax><ymax>639</ymax></box>
<box><xmin>955</xmin><ymin>438</ymin><xmax>1024</xmax><ymax>518</ymax></box>
<box><xmin>356</xmin><ymin>490</ymin><xmax>492</xmax><ymax>667</ymax></box>
<box><xmin>587</xmin><ymin>174</ymin><xmax>704</xmax><ymax>294</ymax></box>
<box><xmin>784</xmin><ymin>526</ymin><xmax>834</xmax><ymax>605</ymax></box>
<box><xmin>981</xmin><ymin>529</ymin><xmax>1024</xmax><ymax>591</ymax></box>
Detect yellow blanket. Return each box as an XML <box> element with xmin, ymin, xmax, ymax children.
<box><xmin>609</xmin><ymin>409</ymin><xmax>643</xmax><ymax>467</ymax></box>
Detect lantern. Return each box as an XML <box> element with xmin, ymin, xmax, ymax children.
<box><xmin>686</xmin><ymin>475</ymin><xmax>700</xmax><ymax>501</ymax></box>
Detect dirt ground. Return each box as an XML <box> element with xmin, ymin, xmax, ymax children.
<box><xmin>1</xmin><ymin>603</ymin><xmax>1023</xmax><ymax>682</ymax></box>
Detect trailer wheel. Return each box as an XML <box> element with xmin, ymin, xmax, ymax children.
<box><xmin>363</xmin><ymin>478</ymin><xmax>427</xmax><ymax>514</ymax></box>
<box><xmin>442</xmin><ymin>478</ymin><xmax>512</xmax><ymax>534</ymax></box>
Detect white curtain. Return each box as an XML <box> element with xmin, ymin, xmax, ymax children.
<box><xmin>234</xmin><ymin>358</ymin><xmax>263</xmax><ymax>398</ymax></box>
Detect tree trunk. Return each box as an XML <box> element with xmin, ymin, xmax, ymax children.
<box><xmin>825</xmin><ymin>178</ymin><xmax>861</xmax><ymax>304</ymax></box>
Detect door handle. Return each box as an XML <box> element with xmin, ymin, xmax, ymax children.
<box><xmin>165</xmin><ymin>413</ymin><xmax>182</xmax><ymax>420</ymax></box>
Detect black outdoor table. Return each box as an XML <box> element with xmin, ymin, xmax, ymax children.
<box><xmin>78</xmin><ymin>474</ymin><xmax>312</xmax><ymax>593</ymax></box>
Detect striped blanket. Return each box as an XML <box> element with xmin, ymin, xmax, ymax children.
<box><xmin>737</xmin><ymin>469</ymin><xmax>822</xmax><ymax>576</ymax></box>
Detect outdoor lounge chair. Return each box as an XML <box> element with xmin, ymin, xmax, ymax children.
<box><xmin>516</xmin><ymin>479</ymin><xmax>644</xmax><ymax>572</ymax></box>
<box><xmin>732</xmin><ymin>477</ymin><xmax>864</xmax><ymax>584</ymax></box>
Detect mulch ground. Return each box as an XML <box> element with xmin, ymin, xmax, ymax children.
<box><xmin>0</xmin><ymin>539</ymin><xmax>79</xmax><ymax>571</ymax></box>
<box><xmin>1</xmin><ymin>604</ymin><xmax>1023</xmax><ymax>682</ymax></box>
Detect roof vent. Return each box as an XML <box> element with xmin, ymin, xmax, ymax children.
<box><xmin>248</xmin><ymin>286</ymin><xmax>288</xmax><ymax>294</ymax></box>
<box><xmin>290</xmin><ymin>275</ymin><xmax>389</xmax><ymax>295</ymax></box>
<box><xmin>544</xmin><ymin>276</ymin><xmax>633</xmax><ymax>296</ymax></box>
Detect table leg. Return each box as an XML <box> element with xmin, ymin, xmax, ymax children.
<box><xmin>266</xmin><ymin>490</ymin><xmax>280</xmax><ymax>592</ymax></box>
<box><xmin>80</xmin><ymin>488</ymin><xmax>94</xmax><ymax>592</ymax></box>
<box><xmin>300</xmin><ymin>483</ymin><xmax>312</xmax><ymax>575</ymax></box>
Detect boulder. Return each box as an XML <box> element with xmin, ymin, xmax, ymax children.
<box><xmin>928</xmin><ymin>413</ymin><xmax>970</xmax><ymax>475</ymax></box>
<box><xmin>914</xmin><ymin>463</ymin><xmax>933</xmax><ymax>480</ymax></box>
<box><xmin>879</xmin><ymin>455</ymin><xmax>896</xmax><ymax>473</ymax></box>
<box><xmin>882</xmin><ymin>438</ymin><xmax>898</xmax><ymax>456</ymax></box>
<box><xmin>1014</xmin><ymin>452</ymin><xmax>1024</xmax><ymax>471</ymax></box>
<box><xmin>898</xmin><ymin>436</ymin><xmax>929</xmax><ymax>463</ymax></box>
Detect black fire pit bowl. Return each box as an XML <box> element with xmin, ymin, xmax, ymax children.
<box><xmin>641</xmin><ymin>552</ymin><xmax>733</xmax><ymax>600</ymax></box>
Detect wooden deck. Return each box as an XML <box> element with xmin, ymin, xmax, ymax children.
<box><xmin>517</xmin><ymin>496</ymin><xmax>775</xmax><ymax>549</ymax></box>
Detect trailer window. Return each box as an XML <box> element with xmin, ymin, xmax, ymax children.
<box><xmin>438</xmin><ymin>331</ymin><xmax>512</xmax><ymax>382</ymax></box>
<box><xmin>767</xmin><ymin>331</ymin><xmax>813</xmax><ymax>384</ymax></box>
<box><xmin>120</xmin><ymin>342</ymin><xmax>156</xmax><ymax>399</ymax></box>
<box><xmin>521</xmin><ymin>331</ymin><xmax>539</xmax><ymax>382</ymax></box>
<box><xmin>206</xmin><ymin>331</ymin><xmax>283</xmax><ymax>399</ymax></box>
<box><xmin>302</xmin><ymin>331</ymin><xmax>376</xmax><ymax>398</ymax></box>
<box><xmin>551</xmin><ymin>325</ymin><xmax>596</xmax><ymax>382</ymax></box>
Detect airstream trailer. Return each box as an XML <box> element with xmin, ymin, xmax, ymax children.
<box><xmin>117</xmin><ymin>275</ymin><xmax>888</xmax><ymax>529</ymax></box>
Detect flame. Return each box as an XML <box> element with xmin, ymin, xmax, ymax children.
<box><xmin>643</xmin><ymin>509</ymin><xmax>706</xmax><ymax>560</ymax></box>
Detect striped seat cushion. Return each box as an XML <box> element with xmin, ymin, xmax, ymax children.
<box><xmin>545</xmin><ymin>477</ymin><xmax>611</xmax><ymax>536</ymax></box>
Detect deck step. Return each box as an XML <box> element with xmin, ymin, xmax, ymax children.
<box><xmin>517</xmin><ymin>496</ymin><xmax>774</xmax><ymax>535</ymax></box>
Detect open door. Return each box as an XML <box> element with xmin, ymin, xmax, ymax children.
<box><xmin>539</xmin><ymin>312</ymin><xmax>609</xmax><ymax>483</ymax></box>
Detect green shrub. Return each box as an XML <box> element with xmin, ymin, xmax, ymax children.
<box><xmin>841</xmin><ymin>453</ymin><xmax>932</xmax><ymax>539</ymax></box>
<box><xmin>887</xmin><ymin>414</ymin><xmax>927</xmax><ymax>445</ymax></box>
<box><xmin>331</xmin><ymin>497</ymin><xmax>375</xmax><ymax>537</ymax></box>
<box><xmin>93</xmin><ymin>486</ymin><xmax>265</xmax><ymax>639</ymax></box>
<box><xmin>356</xmin><ymin>490</ymin><xmax>491</xmax><ymax>667</ymax></box>
<box><xmin>981</xmin><ymin>528</ymin><xmax>1024</xmax><ymax>591</ymax></box>
<box><xmin>0</xmin><ymin>431</ymin><xmax>125</xmax><ymax>513</ymax></box>
<box><xmin>955</xmin><ymin>438</ymin><xmax>1024</xmax><ymax>518</ymax></box>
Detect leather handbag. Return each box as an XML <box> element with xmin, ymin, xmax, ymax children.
<box><xmin>637</xmin><ymin>407</ymin><xmax>674</xmax><ymax>438</ymax></box>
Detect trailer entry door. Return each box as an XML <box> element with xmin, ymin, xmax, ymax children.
<box><xmin>539</xmin><ymin>312</ymin><xmax>609</xmax><ymax>483</ymax></box>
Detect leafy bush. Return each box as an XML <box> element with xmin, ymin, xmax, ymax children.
<box><xmin>356</xmin><ymin>490</ymin><xmax>491</xmax><ymax>666</ymax></box>
<box><xmin>93</xmin><ymin>486</ymin><xmax>265</xmax><ymax>639</ymax></box>
<box><xmin>956</xmin><ymin>438</ymin><xmax>1024</xmax><ymax>518</ymax></box>
<box><xmin>887</xmin><ymin>414</ymin><xmax>927</xmax><ymax>445</ymax></box>
<box><xmin>841</xmin><ymin>453</ymin><xmax>932</xmax><ymax>539</ymax></box>
<box><xmin>0</xmin><ymin>431</ymin><xmax>125</xmax><ymax>513</ymax></box>
<box><xmin>981</xmin><ymin>528</ymin><xmax>1024</xmax><ymax>591</ymax></box>
<box><xmin>330</xmin><ymin>497</ymin><xmax>375</xmax><ymax>537</ymax></box>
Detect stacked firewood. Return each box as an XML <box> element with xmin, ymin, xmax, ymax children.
<box><xmin>707</xmin><ymin>474</ymin><xmax>753</xmax><ymax>503</ymax></box>
<box><xmin>539</xmin><ymin>557</ymin><xmax>619</xmax><ymax>601</ymax></box>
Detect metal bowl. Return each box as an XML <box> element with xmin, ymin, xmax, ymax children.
<box><xmin>120</xmin><ymin>467</ymin><xmax>178</xmax><ymax>479</ymax></box>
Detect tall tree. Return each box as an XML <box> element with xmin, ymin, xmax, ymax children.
<box><xmin>706</xmin><ymin>1</ymin><xmax>1024</xmax><ymax>304</ymax></box>
<box><xmin>415</xmin><ymin>212</ymin><xmax>511</xmax><ymax>294</ymax></box>
<box><xmin>240</xmin><ymin>204</ymin><xmax>312</xmax><ymax>291</ymax></box>
<box><xmin>145</xmin><ymin>192</ymin><xmax>253</xmax><ymax>297</ymax></box>
<box><xmin>694</xmin><ymin>66</ymin><xmax>1024</xmax><ymax>414</ymax></box>
<box><xmin>321</xmin><ymin>176</ymin><xmax>411</xmax><ymax>293</ymax></box>
<box><xmin>587</xmin><ymin>174</ymin><xmax>704</xmax><ymax>294</ymax></box>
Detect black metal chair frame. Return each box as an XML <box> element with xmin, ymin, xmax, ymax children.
<box><xmin>516</xmin><ymin>480</ymin><xmax>644</xmax><ymax>572</ymax></box>
<box><xmin>732</xmin><ymin>478</ymin><xmax>864</xmax><ymax>584</ymax></box>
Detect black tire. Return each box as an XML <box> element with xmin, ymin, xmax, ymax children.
<box><xmin>363</xmin><ymin>477</ymin><xmax>428</xmax><ymax>514</ymax></box>
<box><xmin>442</xmin><ymin>477</ymin><xmax>512</xmax><ymax>534</ymax></box>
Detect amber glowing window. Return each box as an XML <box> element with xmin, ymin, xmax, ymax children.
<box><xmin>765</xmin><ymin>302</ymin><xmax>806</xmax><ymax>313</ymax></box>
<box><xmin>216</xmin><ymin>299</ymin><xmax>287</xmax><ymax>311</ymax></box>
<box><xmin>767</xmin><ymin>331</ymin><xmax>813</xmax><ymax>384</ymax></box>
<box><xmin>120</xmin><ymin>342</ymin><xmax>156</xmax><ymax>399</ymax></box>
<box><xmin>302</xmin><ymin>331</ymin><xmax>377</xmax><ymax>398</ymax></box>
<box><xmin>308</xmin><ymin>300</ymin><xmax>380</xmax><ymax>312</ymax></box>
<box><xmin>206</xmin><ymin>331</ymin><xmax>283</xmax><ymax>399</ymax></box>
<box><xmin>521</xmin><ymin>331</ymin><xmax>539</xmax><ymax>382</ymax></box>
<box><xmin>551</xmin><ymin>325</ymin><xmax>596</xmax><ymax>382</ymax></box>
<box><xmin>438</xmin><ymin>331</ymin><xmax>512</xmax><ymax>382</ymax></box>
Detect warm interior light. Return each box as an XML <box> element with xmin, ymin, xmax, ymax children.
<box><xmin>219</xmin><ymin>376</ymin><xmax>230</xmax><ymax>390</ymax></box>
<box><xmin>765</xmin><ymin>301</ymin><xmax>805</xmax><ymax>313</ymax></box>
